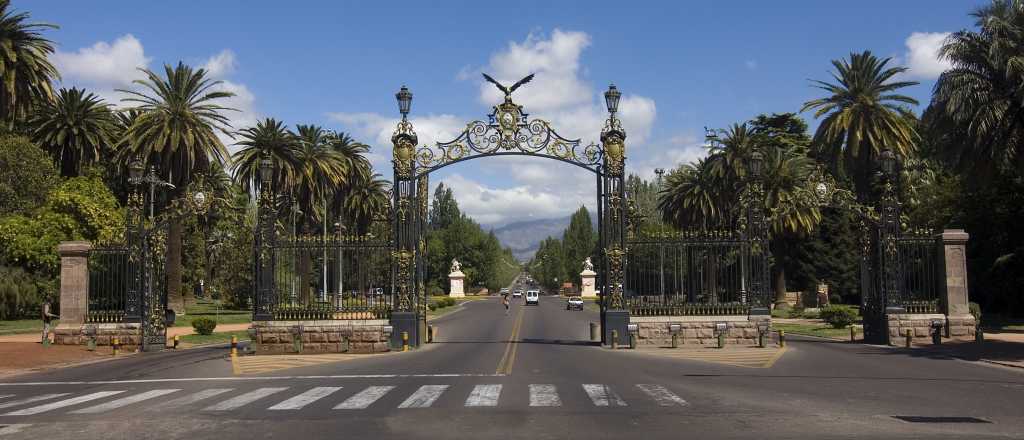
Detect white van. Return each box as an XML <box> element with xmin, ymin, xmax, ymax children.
<box><xmin>525</xmin><ymin>290</ymin><xmax>540</xmax><ymax>306</ymax></box>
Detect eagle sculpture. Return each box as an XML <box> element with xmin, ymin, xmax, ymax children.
<box><xmin>482</xmin><ymin>73</ymin><xmax>534</xmax><ymax>99</ymax></box>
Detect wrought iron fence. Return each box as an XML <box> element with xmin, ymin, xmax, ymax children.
<box><xmin>86</xmin><ymin>245</ymin><xmax>130</xmax><ymax>323</ymax></box>
<box><xmin>624</xmin><ymin>230</ymin><xmax>763</xmax><ymax>316</ymax></box>
<box><xmin>897</xmin><ymin>231</ymin><xmax>941</xmax><ymax>313</ymax></box>
<box><xmin>269</xmin><ymin>234</ymin><xmax>393</xmax><ymax>320</ymax></box>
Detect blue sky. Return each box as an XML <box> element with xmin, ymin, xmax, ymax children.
<box><xmin>33</xmin><ymin>1</ymin><xmax>981</xmax><ymax>226</ymax></box>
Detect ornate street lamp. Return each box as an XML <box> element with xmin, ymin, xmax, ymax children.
<box><xmin>396</xmin><ymin>85</ymin><xmax>413</xmax><ymax>121</ymax></box>
<box><xmin>879</xmin><ymin>148</ymin><xmax>897</xmax><ymax>178</ymax></box>
<box><xmin>749</xmin><ymin>150</ymin><xmax>764</xmax><ymax>177</ymax></box>
<box><xmin>604</xmin><ymin>84</ymin><xmax>621</xmax><ymax>117</ymax></box>
<box><xmin>129</xmin><ymin>159</ymin><xmax>144</xmax><ymax>182</ymax></box>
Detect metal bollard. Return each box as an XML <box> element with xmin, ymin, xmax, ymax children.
<box><xmin>589</xmin><ymin>323</ymin><xmax>598</xmax><ymax>342</ymax></box>
<box><xmin>850</xmin><ymin>326</ymin><xmax>856</xmax><ymax>342</ymax></box>
<box><xmin>672</xmin><ymin>333</ymin><xmax>679</xmax><ymax>349</ymax></box>
<box><xmin>975</xmin><ymin>326</ymin><xmax>984</xmax><ymax>343</ymax></box>
<box><xmin>427</xmin><ymin>325</ymin><xmax>435</xmax><ymax>343</ymax></box>
<box><xmin>87</xmin><ymin>336</ymin><xmax>96</xmax><ymax>352</ymax></box>
<box><xmin>402</xmin><ymin>331</ymin><xmax>409</xmax><ymax>352</ymax></box>
<box><xmin>230</xmin><ymin>335</ymin><xmax>238</xmax><ymax>356</ymax></box>
<box><xmin>778</xmin><ymin>330</ymin><xmax>786</xmax><ymax>348</ymax></box>
<box><xmin>717</xmin><ymin>332</ymin><xmax>725</xmax><ymax>349</ymax></box>
<box><xmin>173</xmin><ymin>335</ymin><xmax>180</xmax><ymax>349</ymax></box>
<box><xmin>611</xmin><ymin>330</ymin><xmax>618</xmax><ymax>349</ymax></box>
<box><xmin>905</xmin><ymin>329</ymin><xmax>913</xmax><ymax>348</ymax></box>
<box><xmin>112</xmin><ymin>337</ymin><xmax>120</xmax><ymax>356</ymax></box>
<box><xmin>758</xmin><ymin>331</ymin><xmax>766</xmax><ymax>348</ymax></box>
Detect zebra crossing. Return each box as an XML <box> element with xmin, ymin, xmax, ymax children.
<box><xmin>0</xmin><ymin>383</ymin><xmax>689</xmax><ymax>416</ymax></box>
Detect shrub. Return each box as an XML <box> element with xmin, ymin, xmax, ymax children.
<box><xmin>969</xmin><ymin>302</ymin><xmax>982</xmax><ymax>322</ymax></box>
<box><xmin>427</xmin><ymin>302</ymin><xmax>437</xmax><ymax>311</ymax></box>
<box><xmin>192</xmin><ymin>317</ymin><xmax>217</xmax><ymax>335</ymax></box>
<box><xmin>443</xmin><ymin>297</ymin><xmax>456</xmax><ymax>307</ymax></box>
<box><xmin>787</xmin><ymin>307</ymin><xmax>806</xmax><ymax>319</ymax></box>
<box><xmin>802</xmin><ymin>309</ymin><xmax>820</xmax><ymax>319</ymax></box>
<box><xmin>819</xmin><ymin>305</ymin><xmax>857</xmax><ymax>329</ymax></box>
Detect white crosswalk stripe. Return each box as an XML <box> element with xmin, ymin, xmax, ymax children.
<box><xmin>334</xmin><ymin>386</ymin><xmax>394</xmax><ymax>409</ymax></box>
<box><xmin>3</xmin><ymin>391</ymin><xmax>124</xmax><ymax>416</ymax></box>
<box><xmin>397</xmin><ymin>385</ymin><xmax>448</xmax><ymax>408</ymax></box>
<box><xmin>149</xmin><ymin>388</ymin><xmax>234</xmax><ymax>411</ymax></box>
<box><xmin>529</xmin><ymin>384</ymin><xmax>561</xmax><ymax>407</ymax></box>
<box><xmin>0</xmin><ymin>394</ymin><xmax>69</xmax><ymax>410</ymax></box>
<box><xmin>464</xmin><ymin>384</ymin><xmax>501</xmax><ymax>407</ymax></box>
<box><xmin>636</xmin><ymin>384</ymin><xmax>688</xmax><ymax>407</ymax></box>
<box><xmin>268</xmin><ymin>387</ymin><xmax>342</xmax><ymax>410</ymax></box>
<box><xmin>203</xmin><ymin>387</ymin><xmax>288</xmax><ymax>411</ymax></box>
<box><xmin>582</xmin><ymin>384</ymin><xmax>626</xmax><ymax>407</ymax></box>
<box><xmin>71</xmin><ymin>389</ymin><xmax>180</xmax><ymax>414</ymax></box>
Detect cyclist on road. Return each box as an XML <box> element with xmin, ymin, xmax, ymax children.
<box><xmin>502</xmin><ymin>293</ymin><xmax>510</xmax><ymax>315</ymax></box>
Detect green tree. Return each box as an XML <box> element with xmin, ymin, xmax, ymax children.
<box><xmin>231</xmin><ymin>118</ymin><xmax>299</xmax><ymax>193</ymax></box>
<box><xmin>801</xmin><ymin>50</ymin><xmax>919</xmax><ymax>199</ymax></box>
<box><xmin>29</xmin><ymin>87</ymin><xmax>116</xmax><ymax>176</ymax></box>
<box><xmin>561</xmin><ymin>206</ymin><xmax>595</xmax><ymax>285</ymax></box>
<box><xmin>0</xmin><ymin>135</ymin><xmax>57</xmax><ymax>216</ymax></box>
<box><xmin>0</xmin><ymin>0</ymin><xmax>58</xmax><ymax>129</ymax></box>
<box><xmin>928</xmin><ymin>0</ymin><xmax>1024</xmax><ymax>175</ymax></box>
<box><xmin>118</xmin><ymin>62</ymin><xmax>236</xmax><ymax>314</ymax></box>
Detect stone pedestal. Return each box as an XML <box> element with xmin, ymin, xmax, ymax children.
<box><xmin>250</xmin><ymin>320</ymin><xmax>391</xmax><ymax>354</ymax></box>
<box><xmin>55</xmin><ymin>241</ymin><xmax>90</xmax><ymax>345</ymax></box>
<box><xmin>448</xmin><ymin>270</ymin><xmax>466</xmax><ymax>297</ymax></box>
<box><xmin>580</xmin><ymin>269</ymin><xmax>597</xmax><ymax>297</ymax></box>
<box><xmin>938</xmin><ymin>229</ymin><xmax>977</xmax><ymax>341</ymax></box>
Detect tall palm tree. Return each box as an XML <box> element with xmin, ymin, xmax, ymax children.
<box><xmin>658</xmin><ymin>158</ymin><xmax>727</xmax><ymax>230</ymax></box>
<box><xmin>326</xmin><ymin>131</ymin><xmax>372</xmax><ymax>225</ymax></box>
<box><xmin>342</xmin><ymin>172</ymin><xmax>391</xmax><ymax>235</ymax></box>
<box><xmin>231</xmin><ymin>118</ymin><xmax>299</xmax><ymax>193</ymax></box>
<box><xmin>118</xmin><ymin>62</ymin><xmax>236</xmax><ymax>314</ymax></box>
<box><xmin>929</xmin><ymin>0</ymin><xmax>1024</xmax><ymax>174</ymax></box>
<box><xmin>29</xmin><ymin>87</ymin><xmax>116</xmax><ymax>176</ymax></box>
<box><xmin>801</xmin><ymin>51</ymin><xmax>919</xmax><ymax>198</ymax></box>
<box><xmin>0</xmin><ymin>0</ymin><xmax>58</xmax><ymax>129</ymax></box>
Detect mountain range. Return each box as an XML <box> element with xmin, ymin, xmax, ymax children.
<box><xmin>489</xmin><ymin>212</ymin><xmax>597</xmax><ymax>261</ymax></box>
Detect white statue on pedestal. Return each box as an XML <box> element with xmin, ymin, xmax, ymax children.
<box><xmin>449</xmin><ymin>258</ymin><xmax>465</xmax><ymax>297</ymax></box>
<box><xmin>580</xmin><ymin>257</ymin><xmax>597</xmax><ymax>298</ymax></box>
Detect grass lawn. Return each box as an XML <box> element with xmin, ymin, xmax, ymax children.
<box><xmin>179</xmin><ymin>330</ymin><xmax>250</xmax><ymax>345</ymax></box>
<box><xmin>0</xmin><ymin>319</ymin><xmax>49</xmax><ymax>336</ymax></box>
<box><xmin>173</xmin><ymin>300</ymin><xmax>251</xmax><ymax>328</ymax></box>
<box><xmin>773</xmin><ymin>322</ymin><xmax>858</xmax><ymax>340</ymax></box>
<box><xmin>426</xmin><ymin>296</ymin><xmax>476</xmax><ymax>320</ymax></box>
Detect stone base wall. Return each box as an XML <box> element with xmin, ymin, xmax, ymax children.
<box><xmin>887</xmin><ymin>313</ymin><xmax>977</xmax><ymax>345</ymax></box>
<box><xmin>632</xmin><ymin>315</ymin><xmax>772</xmax><ymax>347</ymax></box>
<box><xmin>53</xmin><ymin>323</ymin><xmax>142</xmax><ymax>346</ymax></box>
<box><xmin>251</xmin><ymin>320</ymin><xmax>391</xmax><ymax>354</ymax></box>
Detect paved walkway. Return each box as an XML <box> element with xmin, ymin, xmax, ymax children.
<box><xmin>0</xmin><ymin>323</ymin><xmax>252</xmax><ymax>343</ymax></box>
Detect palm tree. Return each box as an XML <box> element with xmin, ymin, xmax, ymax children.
<box><xmin>29</xmin><ymin>87</ymin><xmax>116</xmax><ymax>176</ymax></box>
<box><xmin>326</xmin><ymin>131</ymin><xmax>372</xmax><ymax>225</ymax></box>
<box><xmin>342</xmin><ymin>172</ymin><xmax>391</xmax><ymax>235</ymax></box>
<box><xmin>801</xmin><ymin>50</ymin><xmax>919</xmax><ymax>198</ymax></box>
<box><xmin>118</xmin><ymin>62</ymin><xmax>236</xmax><ymax>314</ymax></box>
<box><xmin>231</xmin><ymin>118</ymin><xmax>299</xmax><ymax>193</ymax></box>
<box><xmin>0</xmin><ymin>0</ymin><xmax>58</xmax><ymax>129</ymax></box>
<box><xmin>929</xmin><ymin>0</ymin><xmax>1024</xmax><ymax>174</ymax></box>
<box><xmin>658</xmin><ymin>158</ymin><xmax>727</xmax><ymax>230</ymax></box>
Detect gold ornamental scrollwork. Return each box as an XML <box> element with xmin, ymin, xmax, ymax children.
<box><xmin>393</xmin><ymin>250</ymin><xmax>414</xmax><ymax>311</ymax></box>
<box><xmin>605</xmin><ymin>246</ymin><xmax>625</xmax><ymax>309</ymax></box>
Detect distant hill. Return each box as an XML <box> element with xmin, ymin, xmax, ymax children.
<box><xmin>489</xmin><ymin>211</ymin><xmax>597</xmax><ymax>261</ymax></box>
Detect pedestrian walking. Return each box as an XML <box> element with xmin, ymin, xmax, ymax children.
<box><xmin>41</xmin><ymin>299</ymin><xmax>59</xmax><ymax>344</ymax></box>
<box><xmin>502</xmin><ymin>294</ymin><xmax>510</xmax><ymax>315</ymax></box>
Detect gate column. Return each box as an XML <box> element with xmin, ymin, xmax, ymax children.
<box><xmin>390</xmin><ymin>85</ymin><xmax>420</xmax><ymax>349</ymax></box>
<box><xmin>601</xmin><ymin>84</ymin><xmax>629</xmax><ymax>347</ymax></box>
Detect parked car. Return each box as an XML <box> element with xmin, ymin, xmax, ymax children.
<box><xmin>513</xmin><ymin>290</ymin><xmax>523</xmax><ymax>298</ymax></box>
<box><xmin>566</xmin><ymin>296</ymin><xmax>584</xmax><ymax>310</ymax></box>
<box><xmin>525</xmin><ymin>290</ymin><xmax>540</xmax><ymax>306</ymax></box>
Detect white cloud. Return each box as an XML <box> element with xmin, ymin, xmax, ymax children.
<box><xmin>327</xmin><ymin>112</ymin><xmax>466</xmax><ymax>172</ymax></box>
<box><xmin>202</xmin><ymin>49</ymin><xmax>236</xmax><ymax>78</ymax></box>
<box><xmin>439</xmin><ymin>173</ymin><xmax>591</xmax><ymax>226</ymax></box>
<box><xmin>52</xmin><ymin>34</ymin><xmax>150</xmax><ymax>104</ymax></box>
<box><xmin>903</xmin><ymin>32</ymin><xmax>952</xmax><ymax>79</ymax></box>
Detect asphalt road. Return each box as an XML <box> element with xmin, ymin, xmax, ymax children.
<box><xmin>1</xmin><ymin>294</ymin><xmax>1023</xmax><ymax>439</ymax></box>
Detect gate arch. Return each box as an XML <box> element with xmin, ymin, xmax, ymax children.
<box><xmin>388</xmin><ymin>80</ymin><xmax>631</xmax><ymax>347</ymax></box>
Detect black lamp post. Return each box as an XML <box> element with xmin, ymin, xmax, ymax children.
<box><xmin>749</xmin><ymin>150</ymin><xmax>764</xmax><ymax>177</ymax></box>
<box><xmin>396</xmin><ymin>85</ymin><xmax>413</xmax><ymax>121</ymax></box>
<box><xmin>604</xmin><ymin>84</ymin><xmax>621</xmax><ymax>117</ymax></box>
<box><xmin>879</xmin><ymin>149</ymin><xmax>897</xmax><ymax>178</ymax></box>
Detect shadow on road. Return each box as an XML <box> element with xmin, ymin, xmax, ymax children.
<box><xmin>432</xmin><ymin>339</ymin><xmax>599</xmax><ymax>347</ymax></box>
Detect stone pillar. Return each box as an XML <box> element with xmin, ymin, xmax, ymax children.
<box><xmin>939</xmin><ymin>229</ymin><xmax>976</xmax><ymax>339</ymax></box>
<box><xmin>448</xmin><ymin>270</ymin><xmax>465</xmax><ymax>297</ymax></box>
<box><xmin>55</xmin><ymin>241</ymin><xmax>91</xmax><ymax>344</ymax></box>
<box><xmin>580</xmin><ymin>269</ymin><xmax>597</xmax><ymax>297</ymax></box>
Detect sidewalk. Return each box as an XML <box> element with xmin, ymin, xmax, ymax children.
<box><xmin>0</xmin><ymin>322</ymin><xmax>252</xmax><ymax>343</ymax></box>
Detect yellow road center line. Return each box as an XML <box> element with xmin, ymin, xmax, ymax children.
<box><xmin>496</xmin><ymin>306</ymin><xmax>525</xmax><ymax>374</ymax></box>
